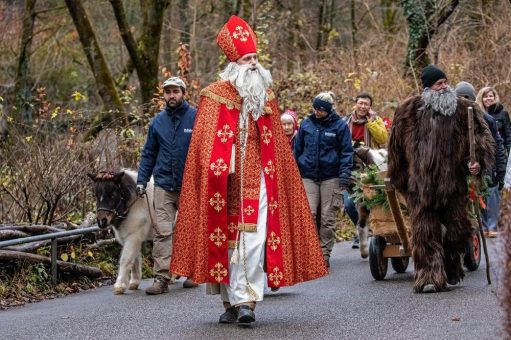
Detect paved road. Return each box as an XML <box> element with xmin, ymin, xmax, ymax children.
<box><xmin>0</xmin><ymin>240</ymin><xmax>504</xmax><ymax>340</ymax></box>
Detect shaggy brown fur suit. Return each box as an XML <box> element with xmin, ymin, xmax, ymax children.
<box><xmin>388</xmin><ymin>96</ymin><xmax>495</xmax><ymax>293</ymax></box>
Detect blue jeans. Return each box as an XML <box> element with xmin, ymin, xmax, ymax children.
<box><xmin>342</xmin><ymin>191</ymin><xmax>359</xmax><ymax>226</ymax></box>
<box><xmin>482</xmin><ymin>185</ymin><xmax>500</xmax><ymax>231</ymax></box>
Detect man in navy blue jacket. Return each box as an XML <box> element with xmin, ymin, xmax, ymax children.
<box><xmin>137</xmin><ymin>77</ymin><xmax>197</xmax><ymax>294</ymax></box>
<box><xmin>294</xmin><ymin>92</ymin><xmax>354</xmax><ymax>267</ymax></box>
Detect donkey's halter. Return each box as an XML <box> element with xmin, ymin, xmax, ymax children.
<box><xmin>94</xmin><ymin>171</ymin><xmax>136</xmax><ymax>221</ymax></box>
<box><xmin>96</xmin><ymin>194</ymin><xmax>130</xmax><ymax>221</ymax></box>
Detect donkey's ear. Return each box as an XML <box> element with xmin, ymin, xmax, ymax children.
<box><xmin>113</xmin><ymin>171</ymin><xmax>125</xmax><ymax>183</ymax></box>
<box><xmin>87</xmin><ymin>173</ymin><xmax>97</xmax><ymax>181</ymax></box>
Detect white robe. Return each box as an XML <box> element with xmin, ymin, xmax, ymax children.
<box><xmin>220</xmin><ymin>172</ymin><xmax>268</xmax><ymax>305</ymax></box>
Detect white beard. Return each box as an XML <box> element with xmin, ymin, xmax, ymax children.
<box><xmin>219</xmin><ymin>62</ymin><xmax>273</xmax><ymax>120</ymax></box>
<box><xmin>422</xmin><ymin>86</ymin><xmax>458</xmax><ymax>117</ymax></box>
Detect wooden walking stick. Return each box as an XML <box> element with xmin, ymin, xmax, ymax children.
<box><xmin>468</xmin><ymin>106</ymin><xmax>491</xmax><ymax>284</ymax></box>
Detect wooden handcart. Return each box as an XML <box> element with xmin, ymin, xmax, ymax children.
<box><xmin>366</xmin><ymin>178</ymin><xmax>481</xmax><ymax>280</ymax></box>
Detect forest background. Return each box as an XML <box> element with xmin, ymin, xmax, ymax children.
<box><xmin>3</xmin><ymin>0</ymin><xmax>511</xmax><ymax>224</ymax></box>
<box><xmin>0</xmin><ymin>0</ymin><xmax>510</xmax><ymax>306</ymax></box>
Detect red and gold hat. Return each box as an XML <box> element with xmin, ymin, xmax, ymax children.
<box><xmin>216</xmin><ymin>15</ymin><xmax>257</xmax><ymax>62</ymax></box>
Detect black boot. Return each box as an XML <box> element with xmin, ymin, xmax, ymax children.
<box><xmin>237</xmin><ymin>305</ymin><xmax>255</xmax><ymax>326</ymax></box>
<box><xmin>219</xmin><ymin>307</ymin><xmax>238</xmax><ymax>324</ymax></box>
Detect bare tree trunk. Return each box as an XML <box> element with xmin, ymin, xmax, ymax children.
<box><xmin>401</xmin><ymin>0</ymin><xmax>459</xmax><ymax>77</ymax></box>
<box><xmin>461</xmin><ymin>0</ymin><xmax>491</xmax><ymax>51</ymax></box>
<box><xmin>109</xmin><ymin>0</ymin><xmax>171</xmax><ymax>111</ymax></box>
<box><xmin>0</xmin><ymin>230</ymin><xmax>29</xmax><ymax>240</ymax></box>
<box><xmin>221</xmin><ymin>0</ymin><xmax>236</xmax><ymax>20</ymax></box>
<box><xmin>316</xmin><ymin>0</ymin><xmax>325</xmax><ymax>50</ymax></box>
<box><xmin>351</xmin><ymin>0</ymin><xmax>357</xmax><ymax>60</ymax></box>
<box><xmin>4</xmin><ymin>234</ymin><xmax>86</xmax><ymax>252</ymax></box>
<box><xmin>0</xmin><ymin>250</ymin><xmax>103</xmax><ymax>278</ymax></box>
<box><xmin>380</xmin><ymin>0</ymin><xmax>399</xmax><ymax>34</ymax></box>
<box><xmin>287</xmin><ymin>0</ymin><xmax>306</xmax><ymax>73</ymax></box>
<box><xmin>240</xmin><ymin>0</ymin><xmax>250</xmax><ymax>18</ymax></box>
<box><xmin>14</xmin><ymin>0</ymin><xmax>36</xmax><ymax>123</ymax></box>
<box><xmin>162</xmin><ymin>17</ymin><xmax>172</xmax><ymax>71</ymax></box>
<box><xmin>324</xmin><ymin>0</ymin><xmax>335</xmax><ymax>47</ymax></box>
<box><xmin>0</xmin><ymin>224</ymin><xmax>66</xmax><ymax>233</ymax></box>
<box><xmin>179</xmin><ymin>0</ymin><xmax>190</xmax><ymax>44</ymax></box>
<box><xmin>65</xmin><ymin>0</ymin><xmax>126</xmax><ymax>125</ymax></box>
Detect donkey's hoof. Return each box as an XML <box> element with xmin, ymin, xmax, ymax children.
<box><xmin>128</xmin><ymin>283</ymin><xmax>139</xmax><ymax>290</ymax></box>
<box><xmin>114</xmin><ymin>287</ymin><xmax>126</xmax><ymax>295</ymax></box>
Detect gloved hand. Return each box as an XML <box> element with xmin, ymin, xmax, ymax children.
<box><xmin>136</xmin><ymin>184</ymin><xmax>146</xmax><ymax>197</ymax></box>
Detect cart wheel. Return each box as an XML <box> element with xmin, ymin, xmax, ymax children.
<box><xmin>369</xmin><ymin>236</ymin><xmax>388</xmax><ymax>280</ymax></box>
<box><xmin>390</xmin><ymin>256</ymin><xmax>409</xmax><ymax>273</ymax></box>
<box><xmin>464</xmin><ymin>231</ymin><xmax>481</xmax><ymax>271</ymax></box>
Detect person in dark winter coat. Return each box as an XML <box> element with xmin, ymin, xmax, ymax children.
<box><xmin>477</xmin><ymin>86</ymin><xmax>511</xmax><ymax>153</ymax></box>
<box><xmin>456</xmin><ymin>81</ymin><xmax>506</xmax><ymax>238</ymax></box>
<box><xmin>137</xmin><ymin>77</ymin><xmax>198</xmax><ymax>294</ymax></box>
<box><xmin>388</xmin><ymin>65</ymin><xmax>495</xmax><ymax>294</ymax></box>
<box><xmin>294</xmin><ymin>91</ymin><xmax>353</xmax><ymax>267</ymax></box>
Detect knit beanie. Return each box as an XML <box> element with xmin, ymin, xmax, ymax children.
<box><xmin>312</xmin><ymin>92</ymin><xmax>334</xmax><ymax>114</ymax></box>
<box><xmin>421</xmin><ymin>64</ymin><xmax>447</xmax><ymax>88</ymax></box>
<box><xmin>454</xmin><ymin>81</ymin><xmax>476</xmax><ymax>101</ymax></box>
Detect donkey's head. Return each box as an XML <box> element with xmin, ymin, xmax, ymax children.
<box><xmin>354</xmin><ymin>146</ymin><xmax>388</xmax><ymax>171</ymax></box>
<box><xmin>87</xmin><ymin>171</ymin><xmax>136</xmax><ymax>228</ymax></box>
<box><xmin>368</xmin><ymin>149</ymin><xmax>388</xmax><ymax>171</ymax></box>
<box><xmin>353</xmin><ymin>146</ymin><xmax>371</xmax><ymax>171</ymax></box>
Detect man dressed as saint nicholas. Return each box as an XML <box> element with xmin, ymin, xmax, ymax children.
<box><xmin>170</xmin><ymin>15</ymin><xmax>328</xmax><ymax>326</ymax></box>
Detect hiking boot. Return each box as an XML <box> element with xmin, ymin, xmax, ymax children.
<box><xmin>219</xmin><ymin>307</ymin><xmax>238</xmax><ymax>324</ymax></box>
<box><xmin>351</xmin><ymin>235</ymin><xmax>360</xmax><ymax>249</ymax></box>
<box><xmin>183</xmin><ymin>278</ymin><xmax>199</xmax><ymax>288</ymax></box>
<box><xmin>358</xmin><ymin>226</ymin><xmax>369</xmax><ymax>259</ymax></box>
<box><xmin>145</xmin><ymin>277</ymin><xmax>169</xmax><ymax>295</ymax></box>
<box><xmin>237</xmin><ymin>305</ymin><xmax>255</xmax><ymax>326</ymax></box>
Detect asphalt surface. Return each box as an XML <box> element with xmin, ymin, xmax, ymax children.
<box><xmin>0</xmin><ymin>239</ymin><xmax>504</xmax><ymax>340</ymax></box>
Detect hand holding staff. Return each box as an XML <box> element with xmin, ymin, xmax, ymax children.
<box><xmin>468</xmin><ymin>106</ymin><xmax>491</xmax><ymax>284</ymax></box>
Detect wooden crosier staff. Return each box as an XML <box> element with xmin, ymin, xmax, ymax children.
<box><xmin>468</xmin><ymin>106</ymin><xmax>491</xmax><ymax>284</ymax></box>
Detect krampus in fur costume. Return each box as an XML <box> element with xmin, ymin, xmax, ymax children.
<box><xmin>388</xmin><ymin>93</ymin><xmax>494</xmax><ymax>293</ymax></box>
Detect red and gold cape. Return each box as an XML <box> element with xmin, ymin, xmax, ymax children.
<box><xmin>170</xmin><ymin>81</ymin><xmax>327</xmax><ymax>287</ymax></box>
